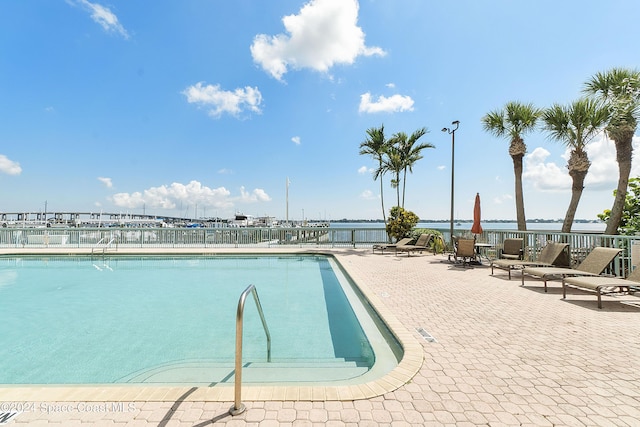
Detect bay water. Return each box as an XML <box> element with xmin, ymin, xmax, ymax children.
<box><xmin>330</xmin><ymin>221</ymin><xmax>606</xmax><ymax>233</ymax></box>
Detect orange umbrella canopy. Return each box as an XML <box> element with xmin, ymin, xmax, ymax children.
<box><xmin>471</xmin><ymin>193</ymin><xmax>483</xmax><ymax>234</ymax></box>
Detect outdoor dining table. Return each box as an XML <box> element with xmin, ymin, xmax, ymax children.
<box><xmin>474</xmin><ymin>242</ymin><xmax>495</xmax><ymax>263</ymax></box>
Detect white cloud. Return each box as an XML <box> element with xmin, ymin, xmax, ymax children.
<box><xmin>217</xmin><ymin>168</ymin><xmax>233</xmax><ymax>174</ymax></box>
<box><xmin>584</xmin><ymin>133</ymin><xmax>640</xmax><ymax>189</ymax></box>
<box><xmin>358</xmin><ymin>92</ymin><xmax>414</xmax><ymax>114</ymax></box>
<box><xmin>292</xmin><ymin>136</ymin><xmax>301</xmax><ymax>145</ymax></box>
<box><xmin>0</xmin><ymin>155</ymin><xmax>22</xmax><ymax>175</ymax></box>
<box><xmin>437</xmin><ymin>165</ymin><xmax>446</xmax><ymax>171</ymax></box>
<box><xmin>111</xmin><ymin>181</ymin><xmax>272</xmax><ymax>213</ymax></box>
<box><xmin>524</xmin><ymin>134</ymin><xmax>640</xmax><ymax>192</ymax></box>
<box><xmin>182</xmin><ymin>82</ymin><xmax>262</xmax><ymax>118</ymax></box>
<box><xmin>523</xmin><ymin>147</ymin><xmax>571</xmax><ymax>191</ymax></box>
<box><xmin>358</xmin><ymin>166</ymin><xmax>372</xmax><ymax>174</ymax></box>
<box><xmin>71</xmin><ymin>0</ymin><xmax>129</xmax><ymax>39</ymax></box>
<box><xmin>239</xmin><ymin>186</ymin><xmax>272</xmax><ymax>202</ymax></box>
<box><xmin>385</xmin><ymin>83</ymin><xmax>395</xmax><ymax>89</ymax></box>
<box><xmin>111</xmin><ymin>181</ymin><xmax>233</xmax><ymax>210</ymax></box>
<box><xmin>360</xmin><ymin>189</ymin><xmax>376</xmax><ymax>200</ymax></box>
<box><xmin>250</xmin><ymin>0</ymin><xmax>385</xmax><ymax>80</ymax></box>
<box><xmin>97</xmin><ymin>177</ymin><xmax>113</xmax><ymax>188</ymax></box>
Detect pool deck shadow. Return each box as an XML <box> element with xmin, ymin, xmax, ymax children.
<box><xmin>2</xmin><ymin>247</ymin><xmax>640</xmax><ymax>426</ymax></box>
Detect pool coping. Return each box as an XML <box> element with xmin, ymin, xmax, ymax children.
<box><xmin>0</xmin><ymin>247</ymin><xmax>423</xmax><ymax>402</ymax></box>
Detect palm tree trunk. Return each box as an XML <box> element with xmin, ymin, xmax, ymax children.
<box><xmin>512</xmin><ymin>154</ymin><xmax>527</xmax><ymax>231</ymax></box>
<box><xmin>605</xmin><ymin>134</ymin><xmax>634</xmax><ymax>235</ymax></box>
<box><xmin>379</xmin><ymin>168</ymin><xmax>386</xmax><ymax>225</ymax></box>
<box><xmin>401</xmin><ymin>168</ymin><xmax>407</xmax><ymax>208</ymax></box>
<box><xmin>395</xmin><ymin>172</ymin><xmax>401</xmax><ymax>208</ymax></box>
<box><xmin>562</xmin><ymin>172</ymin><xmax>587</xmax><ymax>233</ymax></box>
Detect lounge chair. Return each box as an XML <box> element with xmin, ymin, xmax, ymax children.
<box><xmin>491</xmin><ymin>241</ymin><xmax>570</xmax><ymax>280</ymax></box>
<box><xmin>448</xmin><ymin>237</ymin><xmax>477</xmax><ymax>265</ymax></box>
<box><xmin>373</xmin><ymin>237</ymin><xmax>413</xmax><ymax>254</ymax></box>
<box><xmin>562</xmin><ymin>267</ymin><xmax>640</xmax><ymax>309</ymax></box>
<box><xmin>396</xmin><ymin>233</ymin><xmax>433</xmax><ymax>256</ymax></box>
<box><xmin>521</xmin><ymin>247</ymin><xmax>622</xmax><ymax>292</ymax></box>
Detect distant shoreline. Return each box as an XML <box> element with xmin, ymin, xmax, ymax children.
<box><xmin>330</xmin><ymin>218</ymin><xmax>603</xmax><ymax>224</ymax></box>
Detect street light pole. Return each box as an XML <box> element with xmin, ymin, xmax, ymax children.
<box><xmin>442</xmin><ymin>120</ymin><xmax>460</xmax><ymax>248</ymax></box>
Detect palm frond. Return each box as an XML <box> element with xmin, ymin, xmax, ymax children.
<box><xmin>482</xmin><ymin>101</ymin><xmax>541</xmax><ymax>140</ymax></box>
<box><xmin>543</xmin><ymin>98</ymin><xmax>609</xmax><ymax>150</ymax></box>
<box><xmin>481</xmin><ymin>109</ymin><xmax>507</xmax><ymax>137</ymax></box>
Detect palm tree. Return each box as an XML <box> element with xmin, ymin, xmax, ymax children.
<box><xmin>359</xmin><ymin>125</ymin><xmax>390</xmax><ymax>224</ymax></box>
<box><xmin>391</xmin><ymin>128</ymin><xmax>434</xmax><ymax>208</ymax></box>
<box><xmin>381</xmin><ymin>143</ymin><xmax>404</xmax><ymax>208</ymax></box>
<box><xmin>583</xmin><ymin>68</ymin><xmax>640</xmax><ymax>235</ymax></box>
<box><xmin>482</xmin><ymin>101</ymin><xmax>542</xmax><ymax>231</ymax></box>
<box><xmin>542</xmin><ymin>98</ymin><xmax>610</xmax><ymax>233</ymax></box>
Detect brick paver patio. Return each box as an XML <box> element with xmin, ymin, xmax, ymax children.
<box><xmin>1</xmin><ymin>248</ymin><xmax>639</xmax><ymax>426</ymax></box>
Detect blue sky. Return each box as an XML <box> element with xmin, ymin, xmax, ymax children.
<box><xmin>1</xmin><ymin>0</ymin><xmax>639</xmax><ymax>222</ymax></box>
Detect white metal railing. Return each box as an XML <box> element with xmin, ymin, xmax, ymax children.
<box><xmin>1</xmin><ymin>226</ymin><xmax>639</xmax><ymax>273</ymax></box>
<box><xmin>0</xmin><ymin>226</ymin><xmax>387</xmax><ymax>249</ymax></box>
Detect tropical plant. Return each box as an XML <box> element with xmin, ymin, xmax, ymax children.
<box><xmin>542</xmin><ymin>98</ymin><xmax>609</xmax><ymax>232</ymax></box>
<box><xmin>391</xmin><ymin>128</ymin><xmax>434</xmax><ymax>208</ymax></box>
<box><xmin>386</xmin><ymin>206</ymin><xmax>419</xmax><ymax>242</ymax></box>
<box><xmin>360</xmin><ymin>125</ymin><xmax>431</xmax><ymax>234</ymax></box>
<box><xmin>598</xmin><ymin>177</ymin><xmax>640</xmax><ymax>235</ymax></box>
<box><xmin>412</xmin><ymin>228</ymin><xmax>445</xmax><ymax>254</ymax></box>
<box><xmin>584</xmin><ymin>67</ymin><xmax>640</xmax><ymax>235</ymax></box>
<box><xmin>381</xmin><ymin>144</ymin><xmax>405</xmax><ymax>208</ymax></box>
<box><xmin>359</xmin><ymin>125</ymin><xmax>390</xmax><ymax>224</ymax></box>
<box><xmin>482</xmin><ymin>101</ymin><xmax>542</xmax><ymax>231</ymax></box>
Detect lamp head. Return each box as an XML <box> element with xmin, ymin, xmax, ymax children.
<box><xmin>452</xmin><ymin>120</ymin><xmax>460</xmax><ymax>125</ymax></box>
<box><xmin>441</xmin><ymin>127</ymin><xmax>448</xmax><ymax>132</ymax></box>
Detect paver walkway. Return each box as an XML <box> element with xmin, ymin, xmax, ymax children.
<box><xmin>2</xmin><ymin>249</ymin><xmax>640</xmax><ymax>426</ymax></box>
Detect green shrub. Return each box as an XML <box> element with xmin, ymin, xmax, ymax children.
<box><xmin>412</xmin><ymin>228</ymin><xmax>446</xmax><ymax>254</ymax></box>
<box><xmin>598</xmin><ymin>177</ymin><xmax>640</xmax><ymax>235</ymax></box>
<box><xmin>386</xmin><ymin>206</ymin><xmax>419</xmax><ymax>242</ymax></box>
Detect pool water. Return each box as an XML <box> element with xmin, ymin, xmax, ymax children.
<box><xmin>0</xmin><ymin>255</ymin><xmax>401</xmax><ymax>385</ymax></box>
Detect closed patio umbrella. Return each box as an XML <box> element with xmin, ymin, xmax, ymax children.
<box><xmin>471</xmin><ymin>193</ymin><xmax>483</xmax><ymax>234</ymax></box>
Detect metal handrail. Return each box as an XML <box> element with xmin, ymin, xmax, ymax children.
<box><xmin>230</xmin><ymin>284</ymin><xmax>271</xmax><ymax>416</ymax></box>
<box><xmin>91</xmin><ymin>237</ymin><xmax>106</xmax><ymax>254</ymax></box>
<box><xmin>105</xmin><ymin>237</ymin><xmax>116</xmax><ymax>250</ymax></box>
<box><xmin>91</xmin><ymin>237</ymin><xmax>116</xmax><ymax>255</ymax></box>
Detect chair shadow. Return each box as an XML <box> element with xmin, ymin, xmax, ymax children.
<box><xmin>560</xmin><ymin>287</ymin><xmax>640</xmax><ymax>312</ymax></box>
<box><xmin>520</xmin><ymin>282</ymin><xmax>566</xmax><ymax>295</ymax></box>
<box><xmin>520</xmin><ymin>282</ymin><xmax>640</xmax><ymax>312</ymax></box>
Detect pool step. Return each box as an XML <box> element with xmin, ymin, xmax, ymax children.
<box><xmin>122</xmin><ymin>359</ymin><xmax>370</xmax><ymax>384</ymax></box>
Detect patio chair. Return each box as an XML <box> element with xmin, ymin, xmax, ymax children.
<box><xmin>491</xmin><ymin>242</ymin><xmax>570</xmax><ymax>280</ymax></box>
<box><xmin>498</xmin><ymin>238</ymin><xmax>524</xmax><ymax>260</ymax></box>
<box><xmin>521</xmin><ymin>247</ymin><xmax>622</xmax><ymax>292</ymax></box>
<box><xmin>396</xmin><ymin>233</ymin><xmax>433</xmax><ymax>256</ymax></box>
<box><xmin>373</xmin><ymin>237</ymin><xmax>413</xmax><ymax>254</ymax></box>
<box><xmin>448</xmin><ymin>237</ymin><xmax>477</xmax><ymax>265</ymax></box>
<box><xmin>562</xmin><ymin>267</ymin><xmax>640</xmax><ymax>309</ymax></box>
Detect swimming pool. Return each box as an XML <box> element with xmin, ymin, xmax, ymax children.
<box><xmin>0</xmin><ymin>254</ymin><xmax>402</xmax><ymax>386</ymax></box>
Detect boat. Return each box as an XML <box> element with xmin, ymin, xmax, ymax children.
<box><xmin>228</xmin><ymin>213</ymin><xmax>255</xmax><ymax>227</ymax></box>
